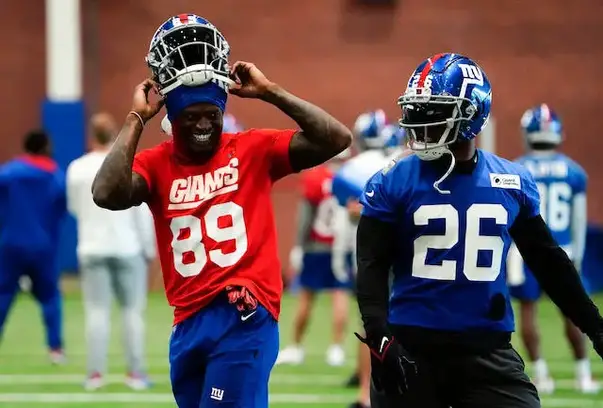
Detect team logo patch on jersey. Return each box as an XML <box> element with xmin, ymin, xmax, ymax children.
<box><xmin>489</xmin><ymin>173</ymin><xmax>521</xmax><ymax>190</ymax></box>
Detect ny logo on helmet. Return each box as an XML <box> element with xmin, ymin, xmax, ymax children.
<box><xmin>458</xmin><ymin>64</ymin><xmax>483</xmax><ymax>82</ymax></box>
<box><xmin>458</xmin><ymin>63</ymin><xmax>484</xmax><ymax>98</ymax></box>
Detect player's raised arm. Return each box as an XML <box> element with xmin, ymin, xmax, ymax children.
<box><xmin>92</xmin><ymin>79</ymin><xmax>164</xmax><ymax>210</ymax></box>
<box><xmin>510</xmin><ymin>181</ymin><xmax>603</xmax><ymax>357</ymax></box>
<box><xmin>229</xmin><ymin>61</ymin><xmax>352</xmax><ymax>171</ymax></box>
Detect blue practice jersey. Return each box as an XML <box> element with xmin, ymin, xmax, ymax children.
<box><xmin>332</xmin><ymin>149</ymin><xmax>397</xmax><ymax>207</ymax></box>
<box><xmin>515</xmin><ymin>152</ymin><xmax>587</xmax><ymax>255</ymax></box>
<box><xmin>360</xmin><ymin>150</ymin><xmax>540</xmax><ymax>332</ymax></box>
<box><xmin>0</xmin><ymin>155</ymin><xmax>67</xmax><ymax>254</ymax></box>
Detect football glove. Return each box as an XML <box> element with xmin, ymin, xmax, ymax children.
<box><xmin>355</xmin><ymin>329</ymin><xmax>418</xmax><ymax>395</ymax></box>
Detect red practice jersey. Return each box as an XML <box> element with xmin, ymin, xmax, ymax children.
<box><xmin>300</xmin><ymin>165</ymin><xmax>337</xmax><ymax>245</ymax></box>
<box><xmin>133</xmin><ymin>129</ymin><xmax>296</xmax><ymax>324</ymax></box>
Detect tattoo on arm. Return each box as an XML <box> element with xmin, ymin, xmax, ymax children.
<box><xmin>262</xmin><ymin>85</ymin><xmax>352</xmax><ymax>171</ymax></box>
<box><xmin>92</xmin><ymin>114</ymin><xmax>149</xmax><ymax>210</ymax></box>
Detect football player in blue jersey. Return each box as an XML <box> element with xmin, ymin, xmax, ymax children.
<box><xmin>355</xmin><ymin>53</ymin><xmax>603</xmax><ymax>408</ymax></box>
<box><xmin>331</xmin><ymin>111</ymin><xmax>407</xmax><ymax>408</ymax></box>
<box><xmin>507</xmin><ymin>104</ymin><xmax>597</xmax><ymax>394</ymax></box>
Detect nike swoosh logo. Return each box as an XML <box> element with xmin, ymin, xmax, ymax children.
<box><xmin>241</xmin><ymin>311</ymin><xmax>256</xmax><ymax>321</ymax></box>
<box><xmin>379</xmin><ymin>336</ymin><xmax>388</xmax><ymax>353</ymax></box>
<box><xmin>366</xmin><ymin>190</ymin><xmax>375</xmax><ymax>197</ymax></box>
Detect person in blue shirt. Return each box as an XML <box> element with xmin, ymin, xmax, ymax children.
<box><xmin>507</xmin><ymin>104</ymin><xmax>597</xmax><ymax>394</ymax></box>
<box><xmin>355</xmin><ymin>53</ymin><xmax>603</xmax><ymax>408</ymax></box>
<box><xmin>0</xmin><ymin>130</ymin><xmax>67</xmax><ymax>364</ymax></box>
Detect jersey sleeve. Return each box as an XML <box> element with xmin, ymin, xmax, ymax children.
<box><xmin>252</xmin><ymin>129</ymin><xmax>297</xmax><ymax>181</ymax></box>
<box><xmin>519</xmin><ymin>170</ymin><xmax>541</xmax><ymax>219</ymax></box>
<box><xmin>359</xmin><ymin>164</ymin><xmax>402</xmax><ymax>223</ymax></box>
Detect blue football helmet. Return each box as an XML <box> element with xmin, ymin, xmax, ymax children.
<box><xmin>398</xmin><ymin>53</ymin><xmax>492</xmax><ymax>161</ymax></box>
<box><xmin>353</xmin><ymin>109</ymin><xmax>390</xmax><ymax>150</ymax></box>
<box><xmin>146</xmin><ymin>14</ymin><xmax>233</xmax><ymax>95</ymax></box>
<box><xmin>520</xmin><ymin>103</ymin><xmax>563</xmax><ymax>147</ymax></box>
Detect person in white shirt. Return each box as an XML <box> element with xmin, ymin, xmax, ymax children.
<box><xmin>66</xmin><ymin>113</ymin><xmax>156</xmax><ymax>391</ymax></box>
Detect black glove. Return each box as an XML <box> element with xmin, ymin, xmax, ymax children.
<box><xmin>355</xmin><ymin>329</ymin><xmax>418</xmax><ymax>395</ymax></box>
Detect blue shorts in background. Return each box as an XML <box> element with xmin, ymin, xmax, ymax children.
<box><xmin>298</xmin><ymin>252</ymin><xmax>353</xmax><ymax>291</ymax></box>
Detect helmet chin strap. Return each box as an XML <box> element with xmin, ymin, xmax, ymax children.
<box><xmin>412</xmin><ymin>143</ymin><xmax>456</xmax><ymax>194</ymax></box>
<box><xmin>433</xmin><ymin>150</ymin><xmax>455</xmax><ymax>194</ymax></box>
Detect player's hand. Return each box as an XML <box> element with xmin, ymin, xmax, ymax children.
<box><xmin>131</xmin><ymin>79</ymin><xmax>165</xmax><ymax>123</ymax></box>
<box><xmin>355</xmin><ymin>330</ymin><xmax>418</xmax><ymax>395</ymax></box>
<box><xmin>228</xmin><ymin>61</ymin><xmax>276</xmax><ymax>99</ymax></box>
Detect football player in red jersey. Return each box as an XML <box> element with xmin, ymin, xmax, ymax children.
<box><xmin>276</xmin><ymin>149</ymin><xmax>352</xmax><ymax>367</ymax></box>
<box><xmin>91</xmin><ymin>14</ymin><xmax>352</xmax><ymax>408</ymax></box>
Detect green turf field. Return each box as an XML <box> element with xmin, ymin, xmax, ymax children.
<box><xmin>1</xmin><ymin>288</ymin><xmax>603</xmax><ymax>407</ymax></box>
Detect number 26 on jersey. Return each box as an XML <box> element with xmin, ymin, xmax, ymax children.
<box><xmin>412</xmin><ymin>203</ymin><xmax>508</xmax><ymax>282</ymax></box>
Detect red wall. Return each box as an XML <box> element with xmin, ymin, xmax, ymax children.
<box><xmin>3</xmin><ymin>0</ymin><xmax>603</xmax><ymax>286</ymax></box>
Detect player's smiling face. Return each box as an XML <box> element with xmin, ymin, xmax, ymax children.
<box><xmin>172</xmin><ymin>103</ymin><xmax>224</xmax><ymax>155</ymax></box>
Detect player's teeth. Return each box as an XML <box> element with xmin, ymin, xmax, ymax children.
<box><xmin>193</xmin><ymin>133</ymin><xmax>211</xmax><ymax>142</ymax></box>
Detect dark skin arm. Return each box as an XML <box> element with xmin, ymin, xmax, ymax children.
<box><xmin>91</xmin><ymin>79</ymin><xmax>164</xmax><ymax>210</ymax></box>
<box><xmin>91</xmin><ymin>115</ymin><xmax>149</xmax><ymax>210</ymax></box>
<box><xmin>230</xmin><ymin>62</ymin><xmax>353</xmax><ymax>171</ymax></box>
<box><xmin>260</xmin><ymin>85</ymin><xmax>352</xmax><ymax>171</ymax></box>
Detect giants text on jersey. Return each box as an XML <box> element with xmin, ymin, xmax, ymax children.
<box><xmin>133</xmin><ymin>129</ymin><xmax>296</xmax><ymax>324</ymax></box>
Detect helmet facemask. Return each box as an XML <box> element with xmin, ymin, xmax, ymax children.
<box><xmin>398</xmin><ymin>88</ymin><xmax>477</xmax><ymax>161</ymax></box>
<box><xmin>147</xmin><ymin>24</ymin><xmax>234</xmax><ymax>95</ymax></box>
<box><xmin>398</xmin><ymin>88</ymin><xmax>478</xmax><ymax>194</ymax></box>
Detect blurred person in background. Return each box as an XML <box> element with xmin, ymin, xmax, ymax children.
<box><xmin>508</xmin><ymin>104</ymin><xmax>597</xmax><ymax>394</ymax></box>
<box><xmin>276</xmin><ymin>146</ymin><xmax>352</xmax><ymax>367</ymax></box>
<box><xmin>66</xmin><ymin>113</ymin><xmax>156</xmax><ymax>391</ymax></box>
<box><xmin>331</xmin><ymin>111</ymin><xmax>407</xmax><ymax>408</ymax></box>
<box><xmin>0</xmin><ymin>130</ymin><xmax>67</xmax><ymax>364</ymax></box>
